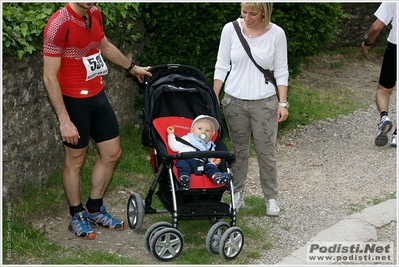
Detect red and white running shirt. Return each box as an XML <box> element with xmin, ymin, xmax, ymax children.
<box><xmin>43</xmin><ymin>4</ymin><xmax>107</xmax><ymax>98</ymax></box>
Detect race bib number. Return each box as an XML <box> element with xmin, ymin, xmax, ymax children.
<box><xmin>83</xmin><ymin>52</ymin><xmax>108</xmax><ymax>81</ymax></box>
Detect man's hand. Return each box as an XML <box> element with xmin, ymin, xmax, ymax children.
<box><xmin>60</xmin><ymin>119</ymin><xmax>80</xmax><ymax>145</ymax></box>
<box><xmin>130</xmin><ymin>65</ymin><xmax>152</xmax><ymax>83</ymax></box>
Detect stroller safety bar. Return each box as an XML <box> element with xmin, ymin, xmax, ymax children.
<box><xmin>165</xmin><ymin>151</ymin><xmax>236</xmax><ymax>165</ymax></box>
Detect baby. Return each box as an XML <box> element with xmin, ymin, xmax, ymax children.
<box><xmin>167</xmin><ymin>115</ymin><xmax>232</xmax><ymax>190</ymax></box>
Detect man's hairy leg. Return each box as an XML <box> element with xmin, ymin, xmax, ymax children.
<box><xmin>376</xmin><ymin>84</ymin><xmax>394</xmax><ymax>113</ymax></box>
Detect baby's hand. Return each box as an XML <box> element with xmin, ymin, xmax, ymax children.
<box><xmin>212</xmin><ymin>158</ymin><xmax>221</xmax><ymax>166</ymax></box>
<box><xmin>167</xmin><ymin>126</ymin><xmax>175</xmax><ymax>135</ymax></box>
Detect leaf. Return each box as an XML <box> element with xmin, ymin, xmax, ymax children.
<box><xmin>17</xmin><ymin>50</ymin><xmax>24</xmax><ymax>60</ymax></box>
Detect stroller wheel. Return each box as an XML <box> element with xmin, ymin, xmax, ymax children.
<box><xmin>206</xmin><ymin>222</ymin><xmax>229</xmax><ymax>254</ymax></box>
<box><xmin>218</xmin><ymin>226</ymin><xmax>244</xmax><ymax>260</ymax></box>
<box><xmin>149</xmin><ymin>228</ymin><xmax>184</xmax><ymax>261</ymax></box>
<box><xmin>144</xmin><ymin>222</ymin><xmax>173</xmax><ymax>253</ymax></box>
<box><xmin>127</xmin><ymin>192</ymin><xmax>144</xmax><ymax>230</ymax></box>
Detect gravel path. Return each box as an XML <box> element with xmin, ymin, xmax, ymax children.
<box><xmin>245</xmin><ymin>91</ymin><xmax>397</xmax><ymax>264</ymax></box>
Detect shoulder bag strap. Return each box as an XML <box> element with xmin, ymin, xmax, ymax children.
<box><xmin>232</xmin><ymin>20</ymin><xmax>279</xmax><ymax>100</ymax></box>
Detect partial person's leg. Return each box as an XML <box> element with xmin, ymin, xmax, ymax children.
<box><xmin>84</xmin><ymin>89</ymin><xmax>125</xmax><ymax>229</ymax></box>
<box><xmin>64</xmin><ymin>145</ymin><xmax>96</xmax><ymax>239</ymax></box>
<box><xmin>204</xmin><ymin>164</ymin><xmax>231</xmax><ymax>185</ymax></box>
<box><xmin>249</xmin><ymin>96</ymin><xmax>278</xmax><ymax>201</ymax></box>
<box><xmin>223</xmin><ymin>94</ymin><xmax>251</xmax><ymax>210</ymax></box>
<box><xmin>375</xmin><ymin>42</ymin><xmax>396</xmax><ymax>146</ymax></box>
<box><xmin>249</xmin><ymin>95</ymin><xmax>280</xmax><ymax>216</ymax></box>
<box><xmin>376</xmin><ymin>84</ymin><xmax>394</xmax><ymax>115</ymax></box>
<box><xmin>63</xmin><ymin>146</ymin><xmax>88</xmax><ymax>207</ymax></box>
<box><xmin>374</xmin><ymin>85</ymin><xmax>393</xmax><ymax>146</ymax></box>
<box><xmin>176</xmin><ymin>159</ymin><xmax>194</xmax><ymax>190</ymax></box>
<box><xmin>390</xmin><ymin>128</ymin><xmax>397</xmax><ymax>147</ymax></box>
<box><xmin>86</xmin><ymin>136</ymin><xmax>125</xmax><ymax>229</ymax></box>
<box><xmin>223</xmin><ymin>95</ymin><xmax>251</xmax><ymax>193</ymax></box>
<box><xmin>89</xmin><ymin>136</ymin><xmax>122</xmax><ymax>199</ymax></box>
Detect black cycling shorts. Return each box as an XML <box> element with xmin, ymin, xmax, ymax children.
<box><xmin>379</xmin><ymin>42</ymin><xmax>397</xmax><ymax>89</ymax></box>
<box><xmin>63</xmin><ymin>89</ymin><xmax>119</xmax><ymax>149</ymax></box>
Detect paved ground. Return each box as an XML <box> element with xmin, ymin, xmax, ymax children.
<box><xmin>276</xmin><ymin>199</ymin><xmax>397</xmax><ymax>265</ymax></box>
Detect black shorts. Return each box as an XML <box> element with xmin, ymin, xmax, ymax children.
<box><xmin>379</xmin><ymin>42</ymin><xmax>397</xmax><ymax>89</ymax></box>
<box><xmin>63</xmin><ymin>89</ymin><xmax>119</xmax><ymax>149</ymax></box>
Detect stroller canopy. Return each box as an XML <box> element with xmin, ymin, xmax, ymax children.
<box><xmin>142</xmin><ymin>64</ymin><xmax>222</xmax><ymax>147</ymax></box>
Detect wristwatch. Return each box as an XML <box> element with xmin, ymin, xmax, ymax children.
<box><xmin>124</xmin><ymin>59</ymin><xmax>136</xmax><ymax>72</ymax></box>
<box><xmin>363</xmin><ymin>37</ymin><xmax>373</xmax><ymax>47</ymax></box>
<box><xmin>278</xmin><ymin>102</ymin><xmax>289</xmax><ymax>108</ymax></box>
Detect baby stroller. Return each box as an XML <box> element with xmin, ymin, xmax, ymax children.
<box><xmin>126</xmin><ymin>64</ymin><xmax>244</xmax><ymax>261</ymax></box>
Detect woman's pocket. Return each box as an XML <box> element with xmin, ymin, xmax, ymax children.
<box><xmin>221</xmin><ymin>96</ymin><xmax>231</xmax><ymax>107</ymax></box>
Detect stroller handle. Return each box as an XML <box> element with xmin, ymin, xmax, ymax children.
<box><xmin>166</xmin><ymin>151</ymin><xmax>236</xmax><ymax>165</ymax></box>
<box><xmin>144</xmin><ymin>64</ymin><xmax>208</xmax><ymax>84</ymax></box>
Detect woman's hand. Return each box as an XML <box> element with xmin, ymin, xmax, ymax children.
<box><xmin>277</xmin><ymin>107</ymin><xmax>289</xmax><ymax>122</ymax></box>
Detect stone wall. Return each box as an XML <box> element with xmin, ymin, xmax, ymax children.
<box><xmin>2</xmin><ymin>3</ymin><xmax>391</xmax><ymax>202</ymax></box>
<box><xmin>2</xmin><ymin>44</ymin><xmax>145</xmax><ymax>202</ymax></box>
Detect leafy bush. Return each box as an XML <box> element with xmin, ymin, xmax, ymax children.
<box><xmin>1</xmin><ymin>3</ymin><xmax>141</xmax><ymax>60</ymax></box>
<box><xmin>139</xmin><ymin>3</ymin><xmax>348</xmax><ymax>80</ymax></box>
<box><xmin>3</xmin><ymin>2</ymin><xmax>347</xmax><ymax>77</ymax></box>
<box><xmin>272</xmin><ymin>3</ymin><xmax>349</xmax><ymax>77</ymax></box>
<box><xmin>138</xmin><ymin>3</ymin><xmax>241</xmax><ymax>80</ymax></box>
<box><xmin>2</xmin><ymin>3</ymin><xmax>63</xmax><ymax>60</ymax></box>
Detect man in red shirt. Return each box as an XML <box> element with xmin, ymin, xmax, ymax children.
<box><xmin>43</xmin><ymin>2</ymin><xmax>151</xmax><ymax>239</ymax></box>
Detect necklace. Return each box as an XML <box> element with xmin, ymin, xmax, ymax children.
<box><xmin>246</xmin><ymin>22</ymin><xmax>271</xmax><ymax>38</ymax></box>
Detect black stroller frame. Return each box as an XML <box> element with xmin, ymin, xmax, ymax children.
<box><xmin>126</xmin><ymin>64</ymin><xmax>244</xmax><ymax>261</ymax></box>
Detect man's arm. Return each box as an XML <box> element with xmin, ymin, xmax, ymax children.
<box><xmin>100</xmin><ymin>36</ymin><xmax>151</xmax><ymax>82</ymax></box>
<box><xmin>362</xmin><ymin>19</ymin><xmax>386</xmax><ymax>53</ymax></box>
<box><xmin>43</xmin><ymin>56</ymin><xmax>80</xmax><ymax>145</ymax></box>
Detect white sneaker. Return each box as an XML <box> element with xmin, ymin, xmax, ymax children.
<box><xmin>231</xmin><ymin>190</ymin><xmax>245</xmax><ymax>211</ymax></box>
<box><xmin>266</xmin><ymin>199</ymin><xmax>280</xmax><ymax>216</ymax></box>
<box><xmin>390</xmin><ymin>134</ymin><xmax>397</xmax><ymax>147</ymax></box>
<box><xmin>375</xmin><ymin>116</ymin><xmax>393</xmax><ymax>146</ymax></box>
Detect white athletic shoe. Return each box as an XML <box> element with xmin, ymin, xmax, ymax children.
<box><xmin>266</xmin><ymin>199</ymin><xmax>280</xmax><ymax>216</ymax></box>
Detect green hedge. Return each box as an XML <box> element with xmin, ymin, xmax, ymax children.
<box><xmin>2</xmin><ymin>2</ymin><xmax>141</xmax><ymax>59</ymax></box>
<box><xmin>2</xmin><ymin>2</ymin><xmax>347</xmax><ymax>77</ymax></box>
<box><xmin>138</xmin><ymin>3</ymin><xmax>348</xmax><ymax>80</ymax></box>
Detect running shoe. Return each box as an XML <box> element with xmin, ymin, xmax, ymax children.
<box><xmin>87</xmin><ymin>205</ymin><xmax>126</xmax><ymax>230</ymax></box>
<box><xmin>266</xmin><ymin>199</ymin><xmax>280</xmax><ymax>216</ymax></box>
<box><xmin>390</xmin><ymin>134</ymin><xmax>397</xmax><ymax>147</ymax></box>
<box><xmin>375</xmin><ymin>116</ymin><xmax>393</xmax><ymax>146</ymax></box>
<box><xmin>68</xmin><ymin>210</ymin><xmax>96</xmax><ymax>239</ymax></box>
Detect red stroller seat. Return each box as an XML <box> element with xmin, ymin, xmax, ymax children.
<box><xmin>152</xmin><ymin>116</ymin><xmax>224</xmax><ymax>189</ymax></box>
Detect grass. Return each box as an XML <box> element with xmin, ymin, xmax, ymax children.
<box><xmin>3</xmin><ymin>47</ymin><xmax>395</xmax><ymax>264</ymax></box>
<box><xmin>348</xmin><ymin>192</ymin><xmax>397</xmax><ymax>215</ymax></box>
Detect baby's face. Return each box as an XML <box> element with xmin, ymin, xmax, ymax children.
<box><xmin>192</xmin><ymin>120</ymin><xmax>213</xmax><ymax>142</ymax></box>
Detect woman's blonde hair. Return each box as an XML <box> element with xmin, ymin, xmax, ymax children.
<box><xmin>241</xmin><ymin>2</ymin><xmax>273</xmax><ymax>28</ymax></box>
